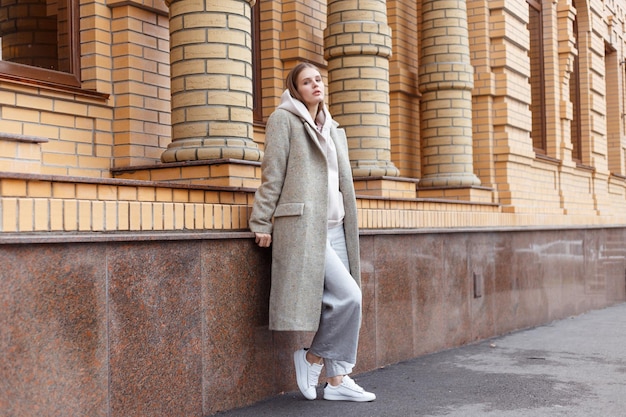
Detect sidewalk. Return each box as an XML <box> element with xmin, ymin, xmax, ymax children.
<box><xmin>214</xmin><ymin>302</ymin><xmax>626</xmax><ymax>417</ymax></box>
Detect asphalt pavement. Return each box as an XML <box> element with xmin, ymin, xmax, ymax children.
<box><xmin>213</xmin><ymin>302</ymin><xmax>626</xmax><ymax>417</ymax></box>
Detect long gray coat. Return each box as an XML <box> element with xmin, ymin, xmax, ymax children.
<box><xmin>249</xmin><ymin>108</ymin><xmax>361</xmax><ymax>331</ymax></box>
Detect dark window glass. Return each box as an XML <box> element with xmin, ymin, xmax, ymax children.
<box><xmin>252</xmin><ymin>1</ymin><xmax>262</xmax><ymax>124</ymax></box>
<box><xmin>570</xmin><ymin>0</ymin><xmax>582</xmax><ymax>162</ymax></box>
<box><xmin>528</xmin><ymin>0</ymin><xmax>547</xmax><ymax>152</ymax></box>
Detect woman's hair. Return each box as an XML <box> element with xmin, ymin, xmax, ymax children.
<box><xmin>286</xmin><ymin>62</ymin><xmax>324</xmax><ymax>116</ymax></box>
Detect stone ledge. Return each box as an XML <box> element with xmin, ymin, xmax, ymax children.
<box><xmin>111</xmin><ymin>159</ymin><xmax>262</xmax><ymax>188</ymax></box>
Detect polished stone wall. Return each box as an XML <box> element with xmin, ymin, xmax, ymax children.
<box><xmin>1</xmin><ymin>228</ymin><xmax>625</xmax><ymax>416</ymax></box>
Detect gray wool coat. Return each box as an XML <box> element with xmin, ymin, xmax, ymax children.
<box><xmin>249</xmin><ymin>108</ymin><xmax>361</xmax><ymax>332</ymax></box>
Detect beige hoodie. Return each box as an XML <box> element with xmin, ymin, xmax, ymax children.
<box><xmin>277</xmin><ymin>89</ymin><xmax>345</xmax><ymax>228</ymax></box>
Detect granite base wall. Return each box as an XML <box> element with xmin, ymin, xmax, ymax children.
<box><xmin>1</xmin><ymin>228</ymin><xmax>625</xmax><ymax>416</ymax></box>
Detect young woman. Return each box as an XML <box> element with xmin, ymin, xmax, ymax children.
<box><xmin>249</xmin><ymin>63</ymin><xmax>375</xmax><ymax>402</ymax></box>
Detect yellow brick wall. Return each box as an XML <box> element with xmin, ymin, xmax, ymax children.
<box><xmin>469</xmin><ymin>0</ymin><xmax>626</xmax><ymax>219</ymax></box>
<box><xmin>0</xmin><ymin>83</ymin><xmax>114</xmax><ymax>177</ymax></box>
<box><xmin>258</xmin><ymin>0</ymin><xmax>328</xmax><ymax>122</ymax></box>
<box><xmin>80</xmin><ymin>0</ymin><xmax>114</xmax><ymax>95</ymax></box>
<box><xmin>3</xmin><ymin>0</ymin><xmax>626</xmax><ymax>234</ymax></box>
<box><xmin>0</xmin><ymin>176</ymin><xmax>252</xmax><ymax>232</ymax></box>
<box><xmin>0</xmin><ymin>0</ymin><xmax>170</xmax><ymax>177</ymax></box>
<box><xmin>389</xmin><ymin>0</ymin><xmax>421</xmax><ymax>178</ymax></box>
<box><xmin>110</xmin><ymin>2</ymin><xmax>171</xmax><ymax>167</ymax></box>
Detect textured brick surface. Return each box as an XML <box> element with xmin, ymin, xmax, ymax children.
<box><xmin>1</xmin><ymin>0</ymin><xmax>626</xmax><ymax>229</ymax></box>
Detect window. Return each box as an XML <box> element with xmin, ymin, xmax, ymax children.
<box><xmin>252</xmin><ymin>1</ymin><xmax>262</xmax><ymax>124</ymax></box>
<box><xmin>528</xmin><ymin>0</ymin><xmax>547</xmax><ymax>152</ymax></box>
<box><xmin>605</xmin><ymin>42</ymin><xmax>621</xmax><ymax>175</ymax></box>
<box><xmin>0</xmin><ymin>0</ymin><xmax>81</xmax><ymax>87</ymax></box>
<box><xmin>570</xmin><ymin>0</ymin><xmax>582</xmax><ymax>162</ymax></box>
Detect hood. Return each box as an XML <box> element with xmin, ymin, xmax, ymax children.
<box><xmin>277</xmin><ymin>89</ymin><xmax>333</xmax><ymax>136</ymax></box>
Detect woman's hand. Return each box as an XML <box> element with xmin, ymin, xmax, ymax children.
<box><xmin>255</xmin><ymin>233</ymin><xmax>272</xmax><ymax>248</ymax></box>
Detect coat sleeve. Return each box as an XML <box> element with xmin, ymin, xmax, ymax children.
<box><xmin>248</xmin><ymin>111</ymin><xmax>292</xmax><ymax>234</ymax></box>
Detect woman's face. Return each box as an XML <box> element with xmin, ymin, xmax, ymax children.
<box><xmin>296</xmin><ymin>67</ymin><xmax>324</xmax><ymax>109</ymax></box>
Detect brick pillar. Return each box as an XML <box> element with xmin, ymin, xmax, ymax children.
<box><xmin>418</xmin><ymin>0</ymin><xmax>481</xmax><ymax>188</ymax></box>
<box><xmin>161</xmin><ymin>0</ymin><xmax>262</xmax><ymax>163</ymax></box>
<box><xmin>324</xmin><ymin>0</ymin><xmax>400</xmax><ymax>178</ymax></box>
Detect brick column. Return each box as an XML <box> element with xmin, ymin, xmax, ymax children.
<box><xmin>161</xmin><ymin>0</ymin><xmax>262</xmax><ymax>163</ymax></box>
<box><xmin>324</xmin><ymin>0</ymin><xmax>400</xmax><ymax>178</ymax></box>
<box><xmin>418</xmin><ymin>0</ymin><xmax>481</xmax><ymax>188</ymax></box>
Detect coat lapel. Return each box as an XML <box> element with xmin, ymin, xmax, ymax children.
<box><xmin>303</xmin><ymin>122</ymin><xmax>326</xmax><ymax>156</ymax></box>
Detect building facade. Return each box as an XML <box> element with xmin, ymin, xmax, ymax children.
<box><xmin>1</xmin><ymin>0</ymin><xmax>626</xmax><ymax>415</ymax></box>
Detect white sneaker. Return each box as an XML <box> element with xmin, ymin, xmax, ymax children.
<box><xmin>294</xmin><ymin>348</ymin><xmax>323</xmax><ymax>400</ymax></box>
<box><xmin>323</xmin><ymin>375</ymin><xmax>376</xmax><ymax>402</ymax></box>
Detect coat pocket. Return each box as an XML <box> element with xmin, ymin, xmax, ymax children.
<box><xmin>274</xmin><ymin>202</ymin><xmax>305</xmax><ymax>217</ymax></box>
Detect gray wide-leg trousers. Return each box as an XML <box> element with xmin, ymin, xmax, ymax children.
<box><xmin>309</xmin><ymin>224</ymin><xmax>362</xmax><ymax>378</ymax></box>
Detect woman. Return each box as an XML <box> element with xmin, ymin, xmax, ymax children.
<box><xmin>249</xmin><ymin>63</ymin><xmax>375</xmax><ymax>402</ymax></box>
